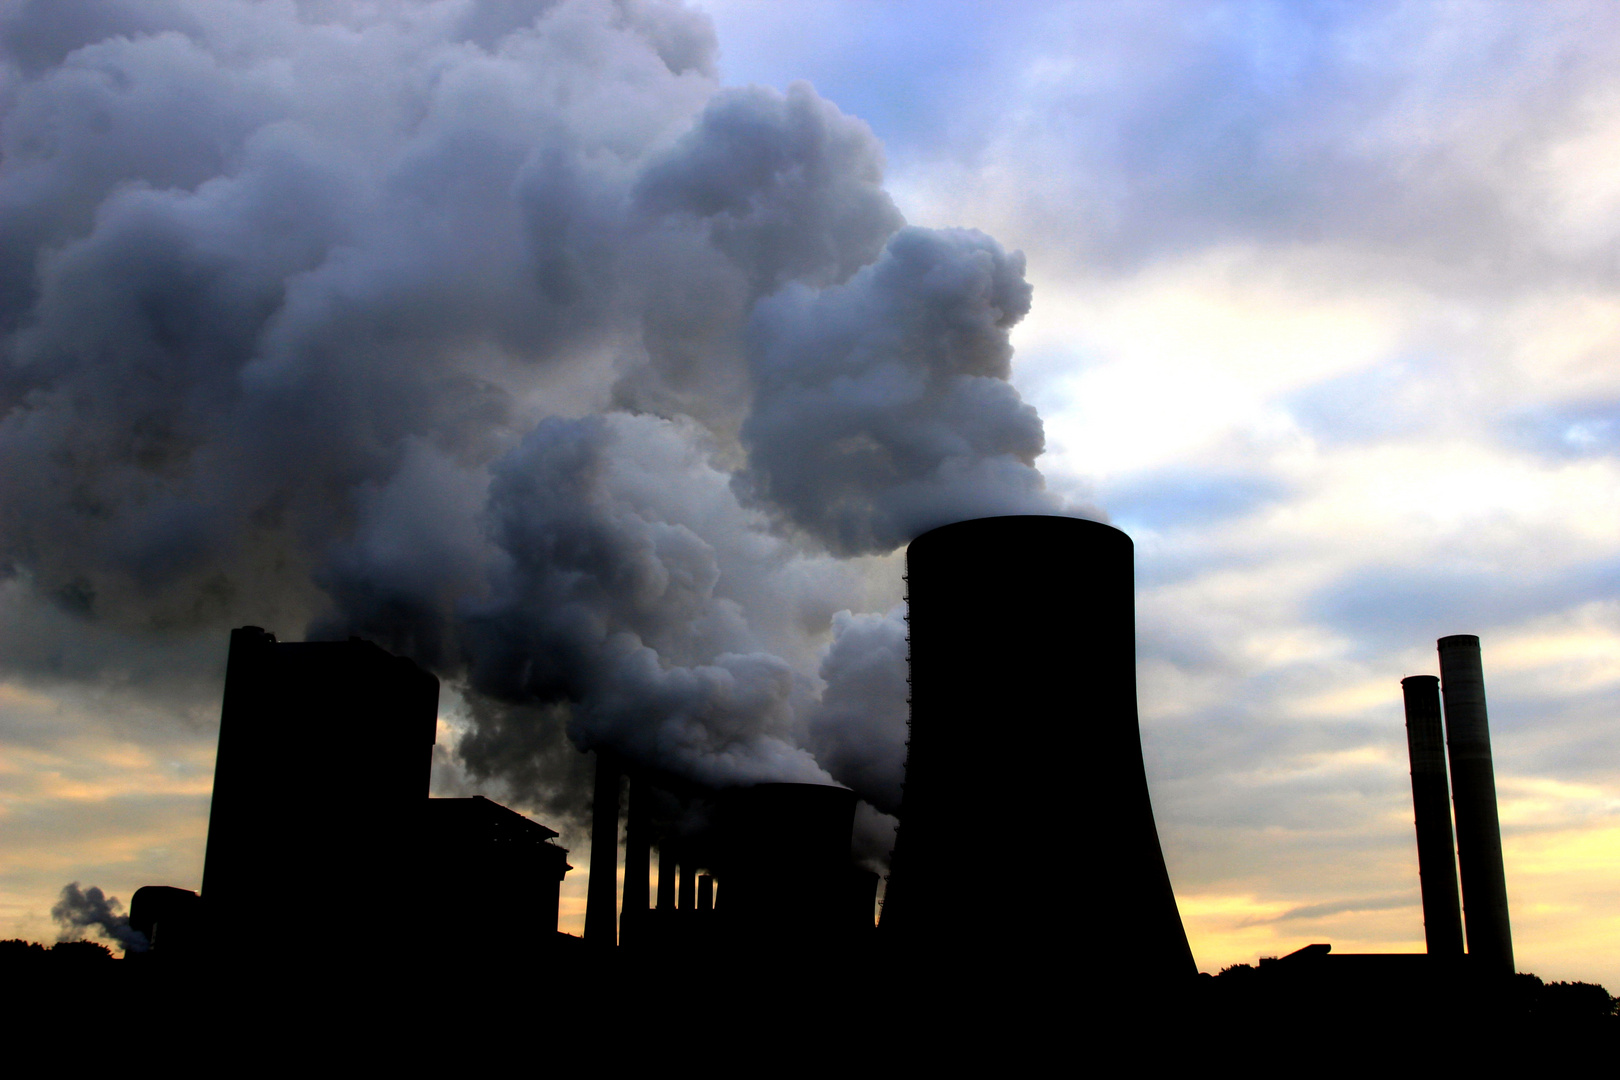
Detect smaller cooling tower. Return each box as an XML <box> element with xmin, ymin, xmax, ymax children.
<box><xmin>716</xmin><ymin>783</ymin><xmax>867</xmax><ymax>942</ymax></box>
<box><xmin>882</xmin><ymin>516</ymin><xmax>1195</xmax><ymax>982</ymax></box>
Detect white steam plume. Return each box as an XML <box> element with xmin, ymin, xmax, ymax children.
<box><xmin>0</xmin><ymin>0</ymin><xmax>1073</xmax><ymax>823</ymax></box>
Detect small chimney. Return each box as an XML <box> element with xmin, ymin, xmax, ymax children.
<box><xmin>584</xmin><ymin>750</ymin><xmax>621</xmax><ymax>948</ymax></box>
<box><xmin>1437</xmin><ymin>635</ymin><xmax>1515</xmax><ymax>974</ymax></box>
<box><xmin>1400</xmin><ymin>675</ymin><xmax>1464</xmax><ymax>955</ymax></box>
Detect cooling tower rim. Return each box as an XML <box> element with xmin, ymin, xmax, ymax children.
<box><xmin>719</xmin><ymin>780</ymin><xmax>855</xmax><ymax>796</ymax></box>
<box><xmin>909</xmin><ymin>514</ymin><xmax>1128</xmax><ymax>553</ymax></box>
<box><xmin>716</xmin><ymin>782</ymin><xmax>858</xmax><ymax>816</ymax></box>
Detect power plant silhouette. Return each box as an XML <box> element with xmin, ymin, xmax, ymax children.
<box><xmin>114</xmin><ymin>514</ymin><xmax>1527</xmax><ymax>1042</ymax></box>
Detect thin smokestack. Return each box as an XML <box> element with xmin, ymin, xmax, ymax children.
<box><xmin>656</xmin><ymin>843</ymin><xmax>676</xmax><ymax>911</ymax></box>
<box><xmin>1400</xmin><ymin>675</ymin><xmax>1464</xmax><ymax>955</ymax></box>
<box><xmin>584</xmin><ymin>750</ymin><xmax>621</xmax><ymax>948</ymax></box>
<box><xmin>1437</xmin><ymin>635</ymin><xmax>1514</xmax><ymax>974</ymax></box>
<box><xmin>621</xmin><ymin>775</ymin><xmax>650</xmax><ymax>946</ymax></box>
<box><xmin>678</xmin><ymin>856</ymin><xmax>697</xmax><ymax>912</ymax></box>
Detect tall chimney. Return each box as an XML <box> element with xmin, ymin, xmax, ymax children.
<box><xmin>584</xmin><ymin>750</ymin><xmax>621</xmax><ymax>948</ymax></box>
<box><xmin>1437</xmin><ymin>635</ymin><xmax>1514</xmax><ymax>974</ymax></box>
<box><xmin>620</xmin><ymin>774</ymin><xmax>650</xmax><ymax>946</ymax></box>
<box><xmin>1400</xmin><ymin>675</ymin><xmax>1464</xmax><ymax>955</ymax></box>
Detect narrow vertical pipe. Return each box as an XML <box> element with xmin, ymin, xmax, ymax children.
<box><xmin>584</xmin><ymin>749</ymin><xmax>621</xmax><ymax>948</ymax></box>
<box><xmin>1438</xmin><ymin>635</ymin><xmax>1515</xmax><ymax>974</ymax></box>
<box><xmin>678</xmin><ymin>856</ymin><xmax>696</xmax><ymax>912</ymax></box>
<box><xmin>1401</xmin><ymin>675</ymin><xmax>1465</xmax><ymax>955</ymax></box>
<box><xmin>620</xmin><ymin>773</ymin><xmax>650</xmax><ymax>947</ymax></box>
<box><xmin>656</xmin><ymin>842</ymin><xmax>676</xmax><ymax>910</ymax></box>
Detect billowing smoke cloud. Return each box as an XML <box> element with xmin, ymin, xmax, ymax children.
<box><xmin>0</xmin><ymin>0</ymin><xmax>1066</xmax><ymax>826</ymax></box>
<box><xmin>51</xmin><ymin>882</ymin><xmax>148</xmax><ymax>954</ymax></box>
<box><xmin>805</xmin><ymin>606</ymin><xmax>910</xmax><ymax>814</ymax></box>
<box><xmin>742</xmin><ymin>226</ymin><xmax>1054</xmax><ymax>554</ymax></box>
<box><xmin>459</xmin><ymin>412</ymin><xmax>830</xmax><ymax>786</ymax></box>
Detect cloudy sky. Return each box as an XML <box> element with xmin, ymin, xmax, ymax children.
<box><xmin>3</xmin><ymin>0</ymin><xmax>1619</xmax><ymax>985</ymax></box>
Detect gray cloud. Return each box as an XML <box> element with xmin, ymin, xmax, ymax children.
<box><xmin>1283</xmin><ymin>362</ymin><xmax>1444</xmax><ymax>448</ymax></box>
<box><xmin>1108</xmin><ymin>468</ymin><xmax>1289</xmax><ymax>531</ymax></box>
<box><xmin>1505</xmin><ymin>400</ymin><xmax>1620</xmax><ymax>462</ymax></box>
<box><xmin>1248</xmin><ymin>893</ymin><xmax>1417</xmax><ymax>926</ymax></box>
<box><xmin>948</xmin><ymin>0</ymin><xmax>1620</xmax><ymax>286</ymax></box>
<box><xmin>1310</xmin><ymin>560</ymin><xmax>1620</xmax><ymax>655</ymax></box>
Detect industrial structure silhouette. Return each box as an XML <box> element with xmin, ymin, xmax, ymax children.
<box><xmin>95</xmin><ymin>515</ymin><xmax>1547</xmax><ymax>1045</ymax></box>
<box><xmin>883</xmin><ymin>516</ymin><xmax>1194</xmax><ymax>982</ymax></box>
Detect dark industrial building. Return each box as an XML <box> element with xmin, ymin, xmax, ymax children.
<box><xmin>139</xmin><ymin>626</ymin><xmax>570</xmax><ymax>963</ymax></box>
<box><xmin>129</xmin><ymin>884</ymin><xmax>204</xmax><ymax>958</ymax></box>
<box><xmin>201</xmin><ymin>627</ymin><xmax>440</xmax><ymax>949</ymax></box>
<box><xmin>423</xmin><ymin>796</ymin><xmax>573</xmax><ymax>945</ymax></box>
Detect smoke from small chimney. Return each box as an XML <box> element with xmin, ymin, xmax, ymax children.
<box><xmin>51</xmin><ymin>883</ymin><xmax>149</xmax><ymax>955</ymax></box>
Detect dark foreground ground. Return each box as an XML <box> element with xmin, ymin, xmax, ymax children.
<box><xmin>3</xmin><ymin>936</ymin><xmax>1615</xmax><ymax>1067</ymax></box>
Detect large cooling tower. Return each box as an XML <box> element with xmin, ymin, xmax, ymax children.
<box><xmin>882</xmin><ymin>516</ymin><xmax>1195</xmax><ymax>981</ymax></box>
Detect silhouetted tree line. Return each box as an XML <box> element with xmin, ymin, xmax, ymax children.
<box><xmin>1213</xmin><ymin>960</ymin><xmax>1619</xmax><ymax>1031</ymax></box>
<box><xmin>1</xmin><ymin>938</ymin><xmax>114</xmax><ymax>965</ymax></box>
